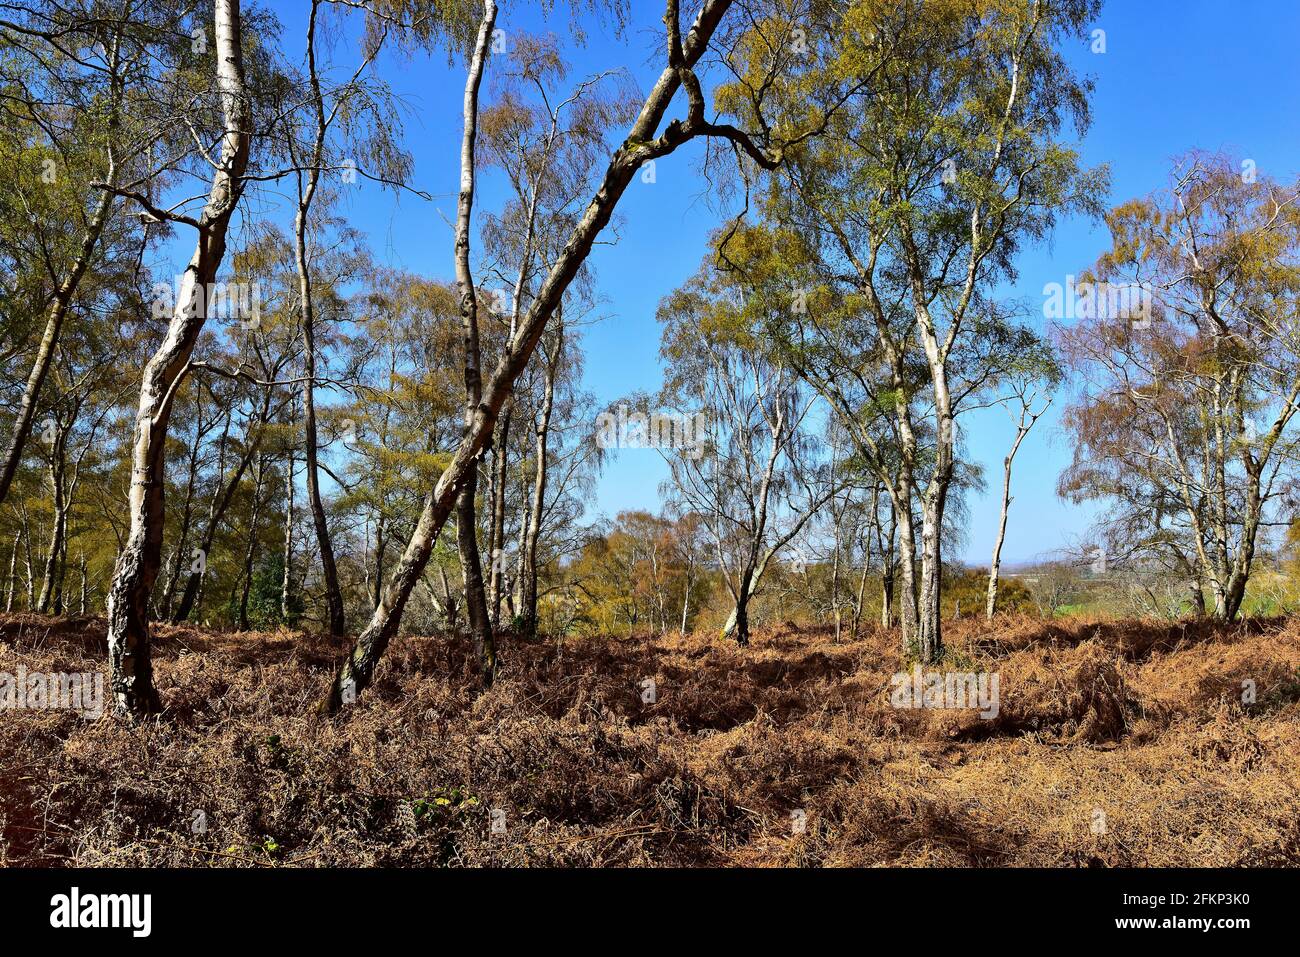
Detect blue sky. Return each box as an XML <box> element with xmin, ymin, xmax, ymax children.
<box><xmin>253</xmin><ymin>0</ymin><xmax>1300</xmax><ymax>565</ymax></box>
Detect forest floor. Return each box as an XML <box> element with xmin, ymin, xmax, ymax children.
<box><xmin>2</xmin><ymin>610</ymin><xmax>1299</xmax><ymax>866</ymax></box>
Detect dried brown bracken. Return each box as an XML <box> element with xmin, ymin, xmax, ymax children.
<box><xmin>1</xmin><ymin>612</ymin><xmax>1297</xmax><ymax>866</ymax></box>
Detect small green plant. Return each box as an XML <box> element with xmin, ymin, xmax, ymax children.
<box><xmin>411</xmin><ymin>789</ymin><xmax>480</xmax><ymax>824</ymax></box>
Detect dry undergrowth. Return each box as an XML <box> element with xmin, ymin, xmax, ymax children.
<box><xmin>2</xmin><ymin>611</ymin><xmax>1298</xmax><ymax>867</ymax></box>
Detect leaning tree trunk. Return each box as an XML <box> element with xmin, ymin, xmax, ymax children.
<box><xmin>0</xmin><ymin>19</ymin><xmax>132</xmax><ymax>509</ymax></box>
<box><xmin>105</xmin><ymin>0</ymin><xmax>250</xmax><ymax>715</ymax></box>
<box><xmin>322</xmin><ymin>0</ymin><xmax>746</xmax><ymax>713</ymax></box>
<box><xmin>0</xmin><ymin>189</ymin><xmax>115</xmax><ymax>509</ymax></box>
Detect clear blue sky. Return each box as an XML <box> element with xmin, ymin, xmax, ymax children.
<box><xmin>255</xmin><ymin>0</ymin><xmax>1300</xmax><ymax>565</ymax></box>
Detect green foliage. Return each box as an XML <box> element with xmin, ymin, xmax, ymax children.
<box><xmin>411</xmin><ymin>788</ymin><xmax>480</xmax><ymax>824</ymax></box>
<box><xmin>235</xmin><ymin>553</ymin><xmax>302</xmax><ymax>629</ymax></box>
